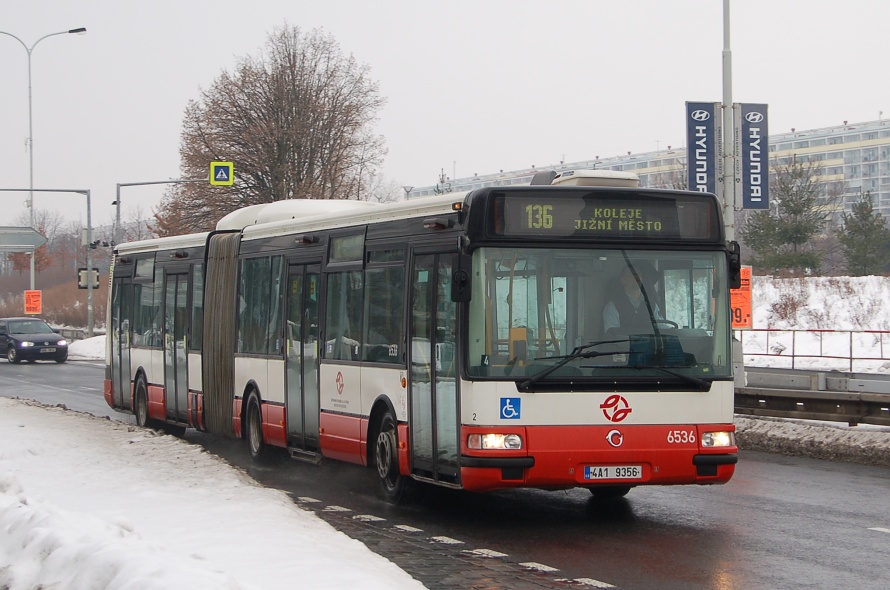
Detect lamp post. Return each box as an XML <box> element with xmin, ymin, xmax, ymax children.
<box><xmin>721</xmin><ymin>0</ymin><xmax>735</xmax><ymax>242</ymax></box>
<box><xmin>0</xmin><ymin>27</ymin><xmax>87</xmax><ymax>289</ymax></box>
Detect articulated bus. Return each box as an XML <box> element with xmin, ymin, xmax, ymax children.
<box><xmin>105</xmin><ymin>169</ymin><xmax>742</xmax><ymax>501</ymax></box>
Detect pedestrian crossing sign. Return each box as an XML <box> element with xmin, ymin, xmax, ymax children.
<box><xmin>210</xmin><ymin>161</ymin><xmax>234</xmax><ymax>186</ymax></box>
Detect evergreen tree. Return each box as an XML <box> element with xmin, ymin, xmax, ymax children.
<box><xmin>739</xmin><ymin>158</ymin><xmax>834</xmax><ymax>275</ymax></box>
<box><xmin>838</xmin><ymin>195</ymin><xmax>890</xmax><ymax>276</ymax></box>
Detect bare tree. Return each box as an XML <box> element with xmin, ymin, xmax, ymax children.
<box><xmin>154</xmin><ymin>25</ymin><xmax>387</xmax><ymax>235</ymax></box>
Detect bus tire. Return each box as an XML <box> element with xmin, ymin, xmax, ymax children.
<box><xmin>245</xmin><ymin>391</ymin><xmax>270</xmax><ymax>462</ymax></box>
<box><xmin>375</xmin><ymin>410</ymin><xmax>407</xmax><ymax>503</ymax></box>
<box><xmin>134</xmin><ymin>377</ymin><xmax>150</xmax><ymax>428</ymax></box>
<box><xmin>589</xmin><ymin>485</ymin><xmax>631</xmax><ymax>499</ymax></box>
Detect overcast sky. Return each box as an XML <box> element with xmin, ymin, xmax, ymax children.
<box><xmin>0</xmin><ymin>0</ymin><xmax>886</xmax><ymax>231</ymax></box>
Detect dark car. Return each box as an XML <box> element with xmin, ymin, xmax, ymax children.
<box><xmin>0</xmin><ymin>317</ymin><xmax>69</xmax><ymax>364</ymax></box>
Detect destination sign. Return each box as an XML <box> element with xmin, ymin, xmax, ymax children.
<box><xmin>490</xmin><ymin>191</ymin><xmax>721</xmax><ymax>242</ymax></box>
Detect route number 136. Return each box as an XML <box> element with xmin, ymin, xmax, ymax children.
<box><xmin>525</xmin><ymin>204</ymin><xmax>553</xmax><ymax>229</ymax></box>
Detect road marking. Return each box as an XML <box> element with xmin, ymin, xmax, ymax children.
<box><xmin>296</xmin><ymin>496</ymin><xmax>321</xmax><ymax>503</ymax></box>
<box><xmin>521</xmin><ymin>562</ymin><xmax>559</xmax><ymax>573</ymax></box>
<box><xmin>393</xmin><ymin>524</ymin><xmax>423</xmax><ymax>533</ymax></box>
<box><xmin>353</xmin><ymin>514</ymin><xmax>385</xmax><ymax>522</ymax></box>
<box><xmin>430</xmin><ymin>536</ymin><xmax>464</xmax><ymax>545</ymax></box>
<box><xmin>323</xmin><ymin>505</ymin><xmax>351</xmax><ymax>512</ymax></box>
<box><xmin>563</xmin><ymin>578</ymin><xmax>616</xmax><ymax>588</ymax></box>
<box><xmin>463</xmin><ymin>548</ymin><xmax>508</xmax><ymax>558</ymax></box>
<box><xmin>868</xmin><ymin>527</ymin><xmax>890</xmax><ymax>534</ymax></box>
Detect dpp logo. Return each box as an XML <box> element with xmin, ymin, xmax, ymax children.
<box><xmin>600</xmin><ymin>395</ymin><xmax>632</xmax><ymax>422</ymax></box>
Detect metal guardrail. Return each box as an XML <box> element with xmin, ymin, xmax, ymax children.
<box><xmin>739</xmin><ymin>328</ymin><xmax>890</xmax><ymax>372</ymax></box>
<box><xmin>736</xmin><ymin>367</ymin><xmax>890</xmax><ymax>427</ymax></box>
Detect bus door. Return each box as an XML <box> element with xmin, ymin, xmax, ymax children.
<box><xmin>163</xmin><ymin>272</ymin><xmax>190</xmax><ymax>421</ymax></box>
<box><xmin>285</xmin><ymin>263</ymin><xmax>321</xmax><ymax>454</ymax></box>
<box><xmin>409</xmin><ymin>253</ymin><xmax>459</xmax><ymax>483</ymax></box>
<box><xmin>110</xmin><ymin>277</ymin><xmax>133</xmax><ymax>410</ymax></box>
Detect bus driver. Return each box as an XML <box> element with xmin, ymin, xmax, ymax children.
<box><xmin>602</xmin><ymin>263</ymin><xmax>661</xmax><ymax>334</ymax></box>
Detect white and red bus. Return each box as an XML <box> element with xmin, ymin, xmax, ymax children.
<box><xmin>105</xmin><ymin>170</ymin><xmax>742</xmax><ymax>501</ymax></box>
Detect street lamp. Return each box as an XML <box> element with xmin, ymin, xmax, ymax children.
<box><xmin>0</xmin><ymin>26</ymin><xmax>87</xmax><ymax>289</ymax></box>
<box><xmin>113</xmin><ymin>178</ymin><xmax>207</xmax><ymax>246</ymax></box>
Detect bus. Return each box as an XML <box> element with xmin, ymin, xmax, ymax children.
<box><xmin>105</xmin><ymin>169</ymin><xmax>742</xmax><ymax>501</ymax></box>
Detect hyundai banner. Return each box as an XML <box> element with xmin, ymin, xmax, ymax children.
<box><xmin>737</xmin><ymin>103</ymin><xmax>769</xmax><ymax>209</ymax></box>
<box><xmin>685</xmin><ymin>102</ymin><xmax>719</xmax><ymax>195</ymax></box>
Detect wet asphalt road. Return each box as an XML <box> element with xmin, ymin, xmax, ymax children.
<box><xmin>2</xmin><ymin>361</ymin><xmax>889</xmax><ymax>589</ymax></box>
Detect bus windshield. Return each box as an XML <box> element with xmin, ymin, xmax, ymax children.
<box><xmin>466</xmin><ymin>246</ymin><xmax>733</xmax><ymax>384</ymax></box>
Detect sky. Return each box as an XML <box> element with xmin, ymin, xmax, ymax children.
<box><xmin>3</xmin><ymin>277</ymin><xmax>890</xmax><ymax>589</ymax></box>
<box><xmin>0</xmin><ymin>0</ymin><xmax>887</xmax><ymax>233</ymax></box>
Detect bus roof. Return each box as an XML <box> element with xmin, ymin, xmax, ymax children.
<box><xmin>115</xmin><ymin>231</ymin><xmax>209</xmax><ymax>255</ymax></box>
<box><xmin>216</xmin><ymin>199</ymin><xmax>383</xmax><ymax>231</ymax></box>
<box><xmin>240</xmin><ymin>192</ymin><xmax>470</xmax><ymax>241</ymax></box>
<box><xmin>551</xmin><ymin>169</ymin><xmax>640</xmax><ymax>187</ymax></box>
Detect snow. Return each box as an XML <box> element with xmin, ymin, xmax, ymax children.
<box><xmin>3</xmin><ymin>275</ymin><xmax>889</xmax><ymax>588</ymax></box>
<box><xmin>744</xmin><ymin>275</ymin><xmax>890</xmax><ymax>373</ymax></box>
<box><xmin>0</xmin><ymin>398</ymin><xmax>422</xmax><ymax>590</ymax></box>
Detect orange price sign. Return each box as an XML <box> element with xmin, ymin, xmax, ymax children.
<box><xmin>24</xmin><ymin>290</ymin><xmax>42</xmax><ymax>315</ymax></box>
<box><xmin>730</xmin><ymin>266</ymin><xmax>752</xmax><ymax>329</ymax></box>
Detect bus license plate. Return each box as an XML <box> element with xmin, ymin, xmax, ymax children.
<box><xmin>584</xmin><ymin>465</ymin><xmax>642</xmax><ymax>480</ymax></box>
<box><xmin>40</xmin><ymin>347</ymin><xmax>56</xmax><ymax>353</ymax></box>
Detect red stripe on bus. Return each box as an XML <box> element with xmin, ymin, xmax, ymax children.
<box><xmin>398</xmin><ymin>423</ymin><xmax>410</xmax><ymax>475</ymax></box>
<box><xmin>319</xmin><ymin>413</ymin><xmax>364</xmax><ymax>465</ymax></box>
<box><xmin>103</xmin><ymin>379</ymin><xmax>113</xmax><ymax>406</ymax></box>
<box><xmin>233</xmin><ymin>397</ymin><xmax>243</xmax><ymax>438</ymax></box>
<box><xmin>262</xmin><ymin>403</ymin><xmax>287</xmax><ymax>449</ymax></box>
<box><xmin>187</xmin><ymin>391</ymin><xmax>205</xmax><ymax>431</ymax></box>
<box><xmin>147</xmin><ymin>384</ymin><xmax>165</xmax><ymax>422</ymax></box>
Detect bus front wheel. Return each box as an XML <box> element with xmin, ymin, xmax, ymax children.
<box><xmin>375</xmin><ymin>411</ymin><xmax>407</xmax><ymax>503</ymax></box>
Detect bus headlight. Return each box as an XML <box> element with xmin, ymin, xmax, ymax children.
<box><xmin>467</xmin><ymin>433</ymin><xmax>523</xmax><ymax>450</ymax></box>
<box><xmin>701</xmin><ymin>431</ymin><xmax>735</xmax><ymax>448</ymax></box>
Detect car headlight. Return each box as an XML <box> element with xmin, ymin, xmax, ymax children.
<box><xmin>20</xmin><ymin>341</ymin><xmax>34</xmax><ymax>347</ymax></box>
<box><xmin>57</xmin><ymin>340</ymin><xmax>68</xmax><ymax>346</ymax></box>
<box><xmin>701</xmin><ymin>431</ymin><xmax>735</xmax><ymax>447</ymax></box>
<box><xmin>467</xmin><ymin>433</ymin><xmax>523</xmax><ymax>450</ymax></box>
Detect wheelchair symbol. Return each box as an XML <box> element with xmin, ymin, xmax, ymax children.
<box><xmin>500</xmin><ymin>397</ymin><xmax>521</xmax><ymax>419</ymax></box>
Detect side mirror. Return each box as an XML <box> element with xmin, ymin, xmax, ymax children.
<box><xmin>727</xmin><ymin>241</ymin><xmax>742</xmax><ymax>290</ymax></box>
<box><xmin>451</xmin><ymin>253</ymin><xmax>472</xmax><ymax>302</ymax></box>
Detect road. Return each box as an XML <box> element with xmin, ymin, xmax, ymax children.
<box><xmin>2</xmin><ymin>361</ymin><xmax>889</xmax><ymax>589</ymax></box>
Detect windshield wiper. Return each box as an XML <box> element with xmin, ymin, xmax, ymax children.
<box><xmin>629</xmin><ymin>365</ymin><xmax>710</xmax><ymax>389</ymax></box>
<box><xmin>517</xmin><ymin>339</ymin><xmax>628</xmax><ymax>391</ymax></box>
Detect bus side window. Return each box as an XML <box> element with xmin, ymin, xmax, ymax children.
<box><xmin>324</xmin><ymin>271</ymin><xmax>363</xmax><ymax>361</ymax></box>
<box><xmin>363</xmin><ymin>266</ymin><xmax>405</xmax><ymax>363</ymax></box>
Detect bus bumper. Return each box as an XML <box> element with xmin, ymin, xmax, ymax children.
<box><xmin>458</xmin><ymin>423</ymin><xmax>737</xmax><ymax>493</ymax></box>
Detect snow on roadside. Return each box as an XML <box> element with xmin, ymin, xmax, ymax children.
<box><xmin>735</xmin><ymin>416</ymin><xmax>890</xmax><ymax>467</ymax></box>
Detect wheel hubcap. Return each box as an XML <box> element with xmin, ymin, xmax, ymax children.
<box><xmin>376</xmin><ymin>429</ymin><xmax>395</xmax><ymax>481</ymax></box>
